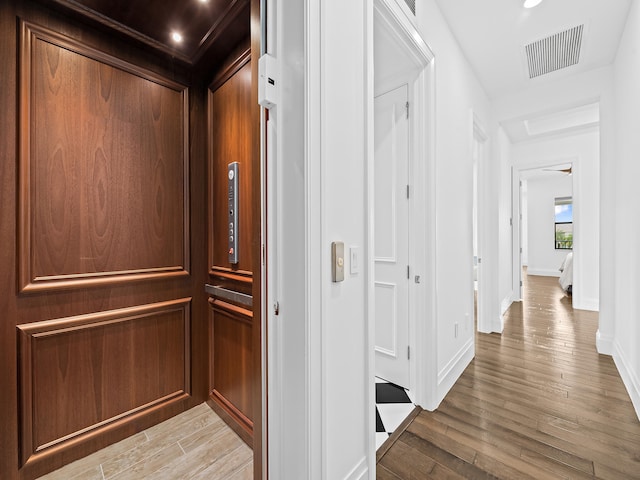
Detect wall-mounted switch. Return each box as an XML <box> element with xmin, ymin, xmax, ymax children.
<box><xmin>332</xmin><ymin>241</ymin><xmax>345</xmax><ymax>282</ymax></box>
<box><xmin>350</xmin><ymin>246</ymin><xmax>359</xmax><ymax>275</ymax></box>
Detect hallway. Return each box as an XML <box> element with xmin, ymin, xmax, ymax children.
<box><xmin>377</xmin><ymin>273</ymin><xmax>640</xmax><ymax>479</ymax></box>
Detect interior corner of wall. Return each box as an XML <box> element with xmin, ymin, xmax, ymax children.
<box><xmin>612</xmin><ymin>341</ymin><xmax>640</xmax><ymax>422</ymax></box>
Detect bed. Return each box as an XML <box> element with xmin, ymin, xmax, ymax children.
<box><xmin>559</xmin><ymin>252</ymin><xmax>573</xmax><ymax>294</ymax></box>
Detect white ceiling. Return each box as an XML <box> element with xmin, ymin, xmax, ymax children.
<box><xmin>433</xmin><ymin>0</ymin><xmax>632</xmax><ymax>100</ymax></box>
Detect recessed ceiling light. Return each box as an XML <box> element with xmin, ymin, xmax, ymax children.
<box><xmin>171</xmin><ymin>32</ymin><xmax>183</xmax><ymax>43</ymax></box>
<box><xmin>523</xmin><ymin>0</ymin><xmax>543</xmax><ymax>8</ymax></box>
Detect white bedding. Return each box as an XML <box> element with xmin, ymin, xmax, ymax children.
<box><xmin>559</xmin><ymin>252</ymin><xmax>573</xmax><ymax>292</ymax></box>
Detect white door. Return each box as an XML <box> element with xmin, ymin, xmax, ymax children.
<box><xmin>374</xmin><ymin>84</ymin><xmax>410</xmax><ymax>388</ymax></box>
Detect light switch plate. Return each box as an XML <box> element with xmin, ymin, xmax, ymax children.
<box><xmin>350</xmin><ymin>246</ymin><xmax>359</xmax><ymax>274</ymax></box>
<box><xmin>331</xmin><ymin>241</ymin><xmax>345</xmax><ymax>282</ymax></box>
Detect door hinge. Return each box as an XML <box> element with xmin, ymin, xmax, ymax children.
<box><xmin>273</xmin><ymin>301</ymin><xmax>280</xmax><ymax>316</ymax></box>
<box><xmin>520</xmin><ymin>280</ymin><xmax>523</xmax><ymax>287</ymax></box>
<box><xmin>407</xmin><ymin>345</ymin><xmax>410</xmax><ymax>360</ymax></box>
<box><xmin>406</xmin><ymin>184</ymin><xmax>410</xmax><ymax>199</ymax></box>
<box><xmin>406</xmin><ymin>101</ymin><xmax>410</xmax><ymax>119</ymax></box>
<box><xmin>520</xmin><ymin>247</ymin><xmax>523</xmax><ymax>253</ymax></box>
<box><xmin>407</xmin><ymin>265</ymin><xmax>410</xmax><ymax>279</ymax></box>
<box><xmin>510</xmin><ymin>217</ymin><xmax>513</xmax><ymax>226</ymax></box>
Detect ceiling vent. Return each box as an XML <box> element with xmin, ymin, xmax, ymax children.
<box><xmin>524</xmin><ymin>24</ymin><xmax>584</xmax><ymax>78</ymax></box>
<box><xmin>403</xmin><ymin>0</ymin><xmax>416</xmax><ymax>15</ymax></box>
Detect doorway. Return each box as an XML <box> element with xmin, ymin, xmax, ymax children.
<box><xmin>374</xmin><ymin>83</ymin><xmax>411</xmax><ymax>389</ymax></box>
<box><xmin>516</xmin><ymin>164</ymin><xmax>575</xmax><ymax>303</ymax></box>
<box><xmin>371</xmin><ymin>0</ymin><xmax>435</xmax><ymax>454</ymax></box>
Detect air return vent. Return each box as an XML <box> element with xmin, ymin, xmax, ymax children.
<box><xmin>403</xmin><ymin>0</ymin><xmax>416</xmax><ymax>15</ymax></box>
<box><xmin>524</xmin><ymin>24</ymin><xmax>584</xmax><ymax>78</ymax></box>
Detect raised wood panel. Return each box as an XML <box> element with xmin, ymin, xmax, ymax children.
<box><xmin>208</xmin><ymin>58</ymin><xmax>253</xmax><ymax>275</ymax></box>
<box><xmin>208</xmin><ymin>299</ymin><xmax>253</xmax><ymax>444</ymax></box>
<box><xmin>19</xmin><ymin>20</ymin><xmax>190</xmax><ymax>293</ymax></box>
<box><xmin>17</xmin><ymin>298</ymin><xmax>192</xmax><ymax>467</ymax></box>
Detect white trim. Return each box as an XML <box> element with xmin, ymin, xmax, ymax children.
<box><xmin>370</xmin><ymin>0</ymin><xmax>437</xmax><ymax>416</ymax></box>
<box><xmin>364</xmin><ymin>1</ymin><xmax>376</xmax><ymax>476</ymax></box>
<box><xmin>573</xmin><ymin>297</ymin><xmax>599</xmax><ymax>312</ymax></box>
<box><xmin>473</xmin><ymin>114</ymin><xmax>490</xmax><ymax>334</ymax></box>
<box><xmin>613</xmin><ymin>341</ymin><xmax>640</xmax><ymax>421</ymax></box>
<box><xmin>306</xmin><ymin>0</ymin><xmax>323</xmax><ymax>478</ymax></box>
<box><xmin>343</xmin><ymin>457</ymin><xmax>369</xmax><ymax>480</ymax></box>
<box><xmin>265</xmin><ymin>0</ymin><xmax>322</xmax><ymax>478</ymax></box>
<box><xmin>500</xmin><ymin>292</ymin><xmax>513</xmax><ymax>315</ymax></box>
<box><xmin>526</xmin><ymin>268</ymin><xmax>562</xmax><ymax>277</ymax></box>
<box><xmin>596</xmin><ymin>329</ymin><xmax>614</xmax><ymax>355</ymax></box>
<box><xmin>436</xmin><ymin>338</ymin><xmax>475</xmax><ymax>406</ymax></box>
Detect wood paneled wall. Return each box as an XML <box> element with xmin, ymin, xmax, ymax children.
<box><xmin>0</xmin><ymin>1</ymin><xmax>209</xmax><ymax>478</ymax></box>
<box><xmin>19</xmin><ymin>20</ymin><xmax>190</xmax><ymax>292</ymax></box>
<box><xmin>206</xmin><ymin>52</ymin><xmax>258</xmax><ymax>447</ymax></box>
<box><xmin>17</xmin><ymin>299</ymin><xmax>191</xmax><ymax>465</ymax></box>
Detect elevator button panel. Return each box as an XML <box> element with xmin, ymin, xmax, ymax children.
<box><xmin>228</xmin><ymin>162</ymin><xmax>239</xmax><ymax>264</ymax></box>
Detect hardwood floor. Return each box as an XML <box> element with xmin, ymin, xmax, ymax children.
<box><xmin>378</xmin><ymin>273</ymin><xmax>640</xmax><ymax>479</ymax></box>
<box><xmin>37</xmin><ymin>404</ymin><xmax>252</xmax><ymax>480</ymax></box>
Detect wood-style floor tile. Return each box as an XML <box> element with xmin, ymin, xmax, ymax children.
<box><xmin>37</xmin><ymin>404</ymin><xmax>252</xmax><ymax>480</ymax></box>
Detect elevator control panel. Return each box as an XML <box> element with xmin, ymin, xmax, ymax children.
<box><xmin>228</xmin><ymin>162</ymin><xmax>239</xmax><ymax>264</ymax></box>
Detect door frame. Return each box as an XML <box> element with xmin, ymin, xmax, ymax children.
<box><xmin>472</xmin><ymin>114</ymin><xmax>490</xmax><ymax>333</ymax></box>
<box><xmin>367</xmin><ymin>0</ymin><xmax>436</xmax><ymax>464</ymax></box>
<box><xmin>511</xmin><ymin>157</ymin><xmax>579</xmax><ymax>307</ymax></box>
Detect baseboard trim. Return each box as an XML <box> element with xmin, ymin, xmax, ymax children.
<box><xmin>343</xmin><ymin>456</ymin><xmax>368</xmax><ymax>480</ymax></box>
<box><xmin>573</xmin><ymin>297</ymin><xmax>599</xmax><ymax>312</ymax></box>
<box><xmin>500</xmin><ymin>293</ymin><xmax>513</xmax><ymax>315</ymax></box>
<box><xmin>437</xmin><ymin>338</ymin><xmax>474</xmax><ymax>405</ymax></box>
<box><xmin>613</xmin><ymin>341</ymin><xmax>640</xmax><ymax>421</ymax></box>
<box><xmin>596</xmin><ymin>329</ymin><xmax>614</xmax><ymax>355</ymax></box>
<box><xmin>526</xmin><ymin>268</ymin><xmax>561</xmax><ymax>278</ymax></box>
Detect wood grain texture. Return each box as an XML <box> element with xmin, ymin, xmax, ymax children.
<box><xmin>209</xmin><ymin>300</ymin><xmax>254</xmax><ymax>444</ymax></box>
<box><xmin>0</xmin><ymin>2</ymin><xmax>209</xmax><ymax>478</ymax></box>
<box><xmin>378</xmin><ymin>272</ymin><xmax>640</xmax><ymax>479</ymax></box>
<box><xmin>37</xmin><ymin>403</ymin><xmax>252</xmax><ymax>480</ymax></box>
<box><xmin>19</xmin><ymin>20</ymin><xmax>190</xmax><ymax>292</ymax></box>
<box><xmin>18</xmin><ymin>299</ymin><xmax>191</xmax><ymax>466</ymax></box>
<box><xmin>205</xmin><ymin>40</ymin><xmax>262</xmax><ymax>466</ymax></box>
<box><xmin>0</xmin><ymin>1</ymin><xmax>20</xmax><ymax>479</ymax></box>
<box><xmin>208</xmin><ymin>59</ymin><xmax>253</xmax><ymax>274</ymax></box>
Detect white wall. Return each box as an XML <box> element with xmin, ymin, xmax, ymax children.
<box><xmin>612</xmin><ymin>0</ymin><xmax>640</xmax><ymax>419</ymax></box>
<box><xmin>273</xmin><ymin>0</ymin><xmax>498</xmax><ymax>477</ymax></box>
<box><xmin>412</xmin><ymin>1</ymin><xmax>494</xmax><ymax>402</ymax></box>
<box><xmin>525</xmin><ymin>175</ymin><xmax>573</xmax><ymax>277</ymax></box>
<box><xmin>494</xmin><ymin>64</ymin><xmax>613</xmax><ymax>323</ymax></box>
<box><xmin>511</xmin><ymin>130</ymin><xmax>600</xmax><ymax>311</ymax></box>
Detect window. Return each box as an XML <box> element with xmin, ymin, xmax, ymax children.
<box><xmin>555</xmin><ymin>197</ymin><xmax>573</xmax><ymax>249</ymax></box>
